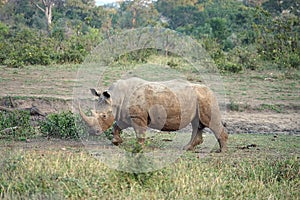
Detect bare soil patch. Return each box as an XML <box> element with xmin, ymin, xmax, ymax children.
<box><xmin>0</xmin><ymin>96</ymin><xmax>298</xmax><ymax>135</ymax></box>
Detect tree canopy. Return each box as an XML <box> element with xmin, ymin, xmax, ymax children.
<box><xmin>0</xmin><ymin>0</ymin><xmax>299</xmax><ymax>71</ymax></box>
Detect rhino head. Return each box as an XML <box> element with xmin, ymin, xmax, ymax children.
<box><xmin>79</xmin><ymin>89</ymin><xmax>115</xmax><ymax>134</ymax></box>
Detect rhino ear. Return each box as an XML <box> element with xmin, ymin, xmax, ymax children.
<box><xmin>103</xmin><ymin>91</ymin><xmax>111</xmax><ymax>99</ymax></box>
<box><xmin>90</xmin><ymin>88</ymin><xmax>100</xmax><ymax>97</ymax></box>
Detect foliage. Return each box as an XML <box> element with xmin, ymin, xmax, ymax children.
<box><xmin>262</xmin><ymin>0</ymin><xmax>300</xmax><ymax>17</ymax></box>
<box><xmin>39</xmin><ymin>111</ymin><xmax>85</xmax><ymax>139</ymax></box>
<box><xmin>114</xmin><ymin>48</ymin><xmax>159</xmax><ymax>66</ymax></box>
<box><xmin>0</xmin><ymin>24</ymin><xmax>101</xmax><ymax>67</ymax></box>
<box><xmin>253</xmin><ymin>7</ymin><xmax>300</xmax><ymax>70</ymax></box>
<box><xmin>0</xmin><ymin>0</ymin><xmax>299</xmax><ymax>73</ymax></box>
<box><xmin>0</xmin><ymin>110</ymin><xmax>35</xmax><ymax>140</ymax></box>
<box><xmin>3</xmin><ymin>28</ymin><xmax>54</xmax><ymax>67</ymax></box>
<box><xmin>117</xmin><ymin>0</ymin><xmax>160</xmax><ymax>29</ymax></box>
<box><xmin>0</xmin><ymin>134</ymin><xmax>299</xmax><ymax>199</ymax></box>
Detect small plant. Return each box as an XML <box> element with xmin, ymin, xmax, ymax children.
<box><xmin>167</xmin><ymin>59</ymin><xmax>179</xmax><ymax>69</ymax></box>
<box><xmin>258</xmin><ymin>104</ymin><xmax>283</xmax><ymax>113</ymax></box>
<box><xmin>39</xmin><ymin>111</ymin><xmax>85</xmax><ymax>139</ymax></box>
<box><xmin>0</xmin><ymin>110</ymin><xmax>35</xmax><ymax>140</ymax></box>
<box><xmin>228</xmin><ymin>101</ymin><xmax>240</xmax><ymax>111</ymax></box>
<box><xmin>223</xmin><ymin>62</ymin><xmax>243</xmax><ymax>73</ymax></box>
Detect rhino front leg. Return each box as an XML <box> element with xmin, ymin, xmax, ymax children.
<box><xmin>133</xmin><ymin>125</ymin><xmax>147</xmax><ymax>145</ymax></box>
<box><xmin>112</xmin><ymin>123</ymin><xmax>123</xmax><ymax>146</ymax></box>
<box><xmin>131</xmin><ymin>118</ymin><xmax>147</xmax><ymax>145</ymax></box>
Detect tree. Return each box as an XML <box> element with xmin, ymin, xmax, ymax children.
<box><xmin>262</xmin><ymin>0</ymin><xmax>300</xmax><ymax>17</ymax></box>
<box><xmin>30</xmin><ymin>0</ymin><xmax>67</xmax><ymax>33</ymax></box>
<box><xmin>0</xmin><ymin>0</ymin><xmax>8</xmax><ymax>7</ymax></box>
<box><xmin>0</xmin><ymin>0</ymin><xmax>35</xmax><ymax>26</ymax></box>
<box><xmin>156</xmin><ymin>0</ymin><xmax>209</xmax><ymax>30</ymax></box>
<box><xmin>118</xmin><ymin>0</ymin><xmax>159</xmax><ymax>29</ymax></box>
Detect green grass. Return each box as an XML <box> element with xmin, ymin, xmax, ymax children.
<box><xmin>0</xmin><ymin>134</ymin><xmax>299</xmax><ymax>199</ymax></box>
<box><xmin>257</xmin><ymin>104</ymin><xmax>284</xmax><ymax>113</ymax></box>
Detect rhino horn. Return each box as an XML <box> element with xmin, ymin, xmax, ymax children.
<box><xmin>78</xmin><ymin>103</ymin><xmax>98</xmax><ymax>128</ymax></box>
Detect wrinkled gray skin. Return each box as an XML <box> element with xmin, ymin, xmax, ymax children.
<box><xmin>79</xmin><ymin>77</ymin><xmax>228</xmax><ymax>152</ymax></box>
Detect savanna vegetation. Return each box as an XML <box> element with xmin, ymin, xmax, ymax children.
<box><xmin>0</xmin><ymin>131</ymin><xmax>299</xmax><ymax>199</ymax></box>
<box><xmin>0</xmin><ymin>0</ymin><xmax>299</xmax><ymax>199</ymax></box>
<box><xmin>0</xmin><ymin>0</ymin><xmax>299</xmax><ymax>72</ymax></box>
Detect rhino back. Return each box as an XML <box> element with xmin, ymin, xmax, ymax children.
<box><xmin>109</xmin><ymin>77</ymin><xmax>148</xmax><ymax>126</ymax></box>
<box><xmin>109</xmin><ymin>78</ymin><xmax>210</xmax><ymax>130</ymax></box>
<box><xmin>129</xmin><ymin>80</ymin><xmax>201</xmax><ymax>130</ymax></box>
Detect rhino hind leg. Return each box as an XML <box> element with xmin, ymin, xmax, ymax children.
<box><xmin>206</xmin><ymin>120</ymin><xmax>228</xmax><ymax>152</ymax></box>
<box><xmin>183</xmin><ymin>120</ymin><xmax>204</xmax><ymax>151</ymax></box>
<box><xmin>211</xmin><ymin>125</ymin><xmax>228</xmax><ymax>153</ymax></box>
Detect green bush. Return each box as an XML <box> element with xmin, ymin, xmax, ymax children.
<box><xmin>0</xmin><ymin>110</ymin><xmax>35</xmax><ymax>140</ymax></box>
<box><xmin>221</xmin><ymin>62</ymin><xmax>243</xmax><ymax>73</ymax></box>
<box><xmin>254</xmin><ymin>8</ymin><xmax>300</xmax><ymax>70</ymax></box>
<box><xmin>229</xmin><ymin>46</ymin><xmax>261</xmax><ymax>70</ymax></box>
<box><xmin>279</xmin><ymin>52</ymin><xmax>300</xmax><ymax>70</ymax></box>
<box><xmin>0</xmin><ymin>28</ymin><xmax>55</xmax><ymax>67</ymax></box>
<box><xmin>209</xmin><ymin>17</ymin><xmax>229</xmax><ymax>42</ymax></box>
<box><xmin>40</xmin><ymin>111</ymin><xmax>85</xmax><ymax>139</ymax></box>
<box><xmin>114</xmin><ymin>49</ymin><xmax>159</xmax><ymax>66</ymax></box>
<box><xmin>0</xmin><ymin>24</ymin><xmax>102</xmax><ymax>67</ymax></box>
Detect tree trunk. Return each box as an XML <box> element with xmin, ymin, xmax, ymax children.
<box><xmin>45</xmin><ymin>2</ymin><xmax>52</xmax><ymax>33</ymax></box>
<box><xmin>132</xmin><ymin>7</ymin><xmax>137</xmax><ymax>29</ymax></box>
<box><xmin>31</xmin><ymin>0</ymin><xmax>54</xmax><ymax>35</ymax></box>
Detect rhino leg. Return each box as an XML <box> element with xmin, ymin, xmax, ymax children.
<box><xmin>203</xmin><ymin>115</ymin><xmax>228</xmax><ymax>152</ymax></box>
<box><xmin>210</xmin><ymin>124</ymin><xmax>228</xmax><ymax>153</ymax></box>
<box><xmin>131</xmin><ymin>118</ymin><xmax>147</xmax><ymax>145</ymax></box>
<box><xmin>196</xmin><ymin>89</ymin><xmax>228</xmax><ymax>153</ymax></box>
<box><xmin>134</xmin><ymin>125</ymin><xmax>147</xmax><ymax>145</ymax></box>
<box><xmin>183</xmin><ymin>120</ymin><xmax>204</xmax><ymax>151</ymax></box>
<box><xmin>112</xmin><ymin>123</ymin><xmax>123</xmax><ymax>145</ymax></box>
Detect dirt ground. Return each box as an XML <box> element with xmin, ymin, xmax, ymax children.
<box><xmin>0</xmin><ymin>65</ymin><xmax>299</xmax><ymax>135</ymax></box>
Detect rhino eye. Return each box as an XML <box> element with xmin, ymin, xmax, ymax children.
<box><xmin>100</xmin><ymin>113</ymin><xmax>107</xmax><ymax>118</ymax></box>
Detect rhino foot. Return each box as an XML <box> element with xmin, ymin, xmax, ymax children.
<box><xmin>183</xmin><ymin>144</ymin><xmax>195</xmax><ymax>151</ymax></box>
<box><xmin>183</xmin><ymin>136</ymin><xmax>203</xmax><ymax>151</ymax></box>
<box><xmin>215</xmin><ymin>146</ymin><xmax>227</xmax><ymax>153</ymax></box>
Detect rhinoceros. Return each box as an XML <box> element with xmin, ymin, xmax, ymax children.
<box><xmin>79</xmin><ymin>77</ymin><xmax>228</xmax><ymax>152</ymax></box>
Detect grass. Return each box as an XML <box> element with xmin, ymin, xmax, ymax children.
<box><xmin>1</xmin><ymin>58</ymin><xmax>300</xmax><ymax>110</ymax></box>
<box><xmin>0</xmin><ymin>59</ymin><xmax>300</xmax><ymax>199</ymax></box>
<box><xmin>257</xmin><ymin>104</ymin><xmax>284</xmax><ymax>113</ymax></box>
<box><xmin>0</xmin><ymin>134</ymin><xmax>299</xmax><ymax>199</ymax></box>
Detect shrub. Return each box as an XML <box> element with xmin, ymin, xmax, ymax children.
<box><xmin>279</xmin><ymin>52</ymin><xmax>300</xmax><ymax>70</ymax></box>
<box><xmin>229</xmin><ymin>46</ymin><xmax>261</xmax><ymax>70</ymax></box>
<box><xmin>114</xmin><ymin>49</ymin><xmax>158</xmax><ymax>66</ymax></box>
<box><xmin>221</xmin><ymin>62</ymin><xmax>243</xmax><ymax>73</ymax></box>
<box><xmin>0</xmin><ymin>110</ymin><xmax>35</xmax><ymax>140</ymax></box>
<box><xmin>1</xmin><ymin>28</ymin><xmax>55</xmax><ymax>67</ymax></box>
<box><xmin>0</xmin><ymin>24</ymin><xmax>102</xmax><ymax>67</ymax></box>
<box><xmin>209</xmin><ymin>17</ymin><xmax>229</xmax><ymax>42</ymax></box>
<box><xmin>40</xmin><ymin>111</ymin><xmax>85</xmax><ymax>139</ymax></box>
<box><xmin>254</xmin><ymin>8</ymin><xmax>300</xmax><ymax>70</ymax></box>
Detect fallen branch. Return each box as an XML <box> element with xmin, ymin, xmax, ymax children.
<box><xmin>9</xmin><ymin>96</ymin><xmax>16</xmax><ymax>108</ymax></box>
<box><xmin>0</xmin><ymin>106</ymin><xmax>14</xmax><ymax>112</ymax></box>
<box><xmin>0</xmin><ymin>126</ymin><xmax>18</xmax><ymax>134</ymax></box>
<box><xmin>0</xmin><ymin>105</ymin><xmax>46</xmax><ymax>117</ymax></box>
<box><xmin>29</xmin><ymin>105</ymin><xmax>46</xmax><ymax>117</ymax></box>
